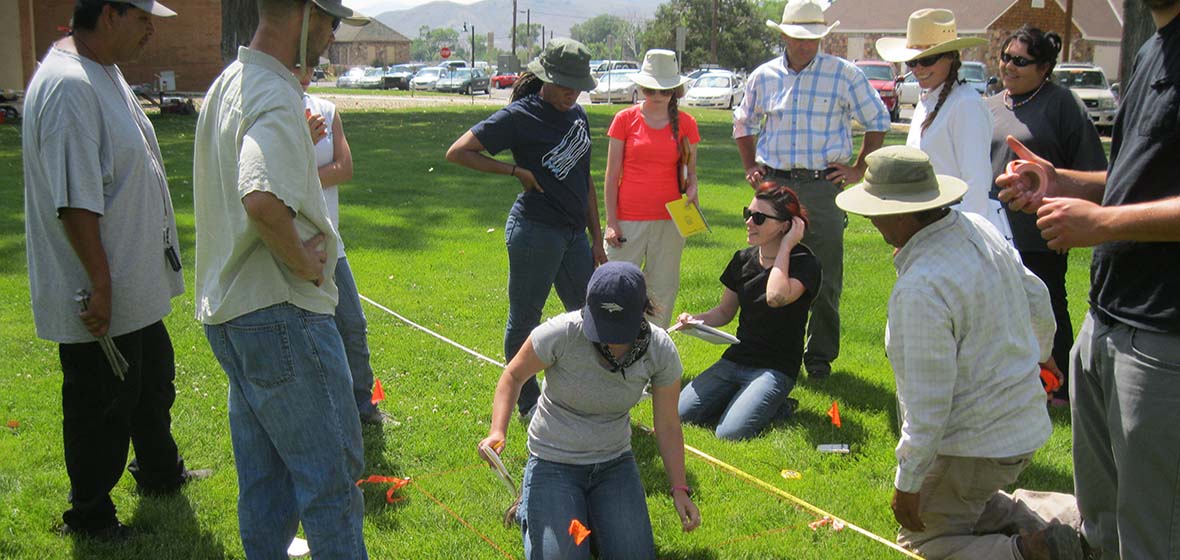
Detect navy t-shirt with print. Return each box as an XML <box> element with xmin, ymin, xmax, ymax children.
<box><xmin>471</xmin><ymin>94</ymin><xmax>592</xmax><ymax>230</ymax></box>
<box><xmin>720</xmin><ymin>245</ymin><xmax>821</xmax><ymax>378</ymax></box>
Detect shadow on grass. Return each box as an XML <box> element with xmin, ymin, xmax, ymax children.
<box><xmin>801</xmin><ymin>368</ymin><xmax>899</xmax><ymax>419</ymax></box>
<box><xmin>67</xmin><ymin>493</ymin><xmax>227</xmax><ymax>559</ymax></box>
<box><xmin>631</xmin><ymin>427</ymin><xmax>700</xmax><ymax>502</ymax></box>
<box><xmin>655</xmin><ymin>545</ymin><xmax>721</xmax><ymax>559</ymax></box>
<box><xmin>1017</xmin><ymin>458</ymin><xmax>1075</xmax><ymax>495</ymax></box>
<box><xmin>358</xmin><ymin>422</ymin><xmax>406</xmax><ymax>530</ymax></box>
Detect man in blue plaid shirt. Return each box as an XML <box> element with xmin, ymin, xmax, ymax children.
<box><xmin>734</xmin><ymin>0</ymin><xmax>890</xmax><ymax>379</ymax></box>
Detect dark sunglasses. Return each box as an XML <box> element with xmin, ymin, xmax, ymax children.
<box><xmin>640</xmin><ymin>87</ymin><xmax>674</xmax><ymax>96</ymax></box>
<box><xmin>1000</xmin><ymin>52</ymin><xmax>1035</xmax><ymax>67</ymax></box>
<box><xmin>905</xmin><ymin>53</ymin><xmax>946</xmax><ymax>68</ymax></box>
<box><xmin>743</xmin><ymin>207</ymin><xmax>787</xmax><ymax>226</ymax></box>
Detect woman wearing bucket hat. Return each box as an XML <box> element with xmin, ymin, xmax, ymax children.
<box><xmin>603</xmin><ymin>49</ymin><xmax>701</xmax><ymax>328</ymax></box>
<box><xmin>877</xmin><ymin>10</ymin><xmax>1003</xmax><ymax>237</ymax></box>
<box><xmin>986</xmin><ymin>27</ymin><xmax>1107</xmax><ymax>408</ymax></box>
<box><xmin>477</xmin><ymin>262</ymin><xmax>700</xmax><ymax>559</ymax></box>
<box><xmin>447</xmin><ymin>38</ymin><xmax>605</xmax><ymax>419</ymax></box>
<box><xmin>676</xmin><ymin>184</ymin><xmax>821</xmax><ymax>440</ymax></box>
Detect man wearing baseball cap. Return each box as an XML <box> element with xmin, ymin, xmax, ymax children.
<box><xmin>838</xmin><ymin>147</ymin><xmax>1081</xmax><ymax>559</ymax></box>
<box><xmin>22</xmin><ymin>0</ymin><xmax>211</xmax><ymax>542</ymax></box>
<box><xmin>193</xmin><ymin>1</ymin><xmax>370</xmax><ymax>557</ymax></box>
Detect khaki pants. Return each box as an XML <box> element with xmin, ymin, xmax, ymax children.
<box><xmin>604</xmin><ymin>219</ymin><xmax>685</xmax><ymax>328</ymax></box>
<box><xmin>898</xmin><ymin>455</ymin><xmax>1079</xmax><ymax>560</ymax></box>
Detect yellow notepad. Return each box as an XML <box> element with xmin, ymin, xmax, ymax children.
<box><xmin>665</xmin><ymin>196</ymin><xmax>710</xmax><ymax>238</ymax></box>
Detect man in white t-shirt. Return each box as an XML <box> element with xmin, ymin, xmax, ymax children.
<box><xmin>22</xmin><ymin>0</ymin><xmax>207</xmax><ymax>541</ymax></box>
<box><xmin>193</xmin><ymin>1</ymin><xmax>371</xmax><ymax>557</ymax></box>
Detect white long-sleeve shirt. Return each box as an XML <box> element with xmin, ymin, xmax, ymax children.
<box><xmin>885</xmin><ymin>211</ymin><xmax>1053</xmax><ymax>493</ymax></box>
<box><xmin>907</xmin><ymin>83</ymin><xmax>993</xmax><ymax>220</ymax></box>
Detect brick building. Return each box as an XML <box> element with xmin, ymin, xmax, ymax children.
<box><xmin>822</xmin><ymin>0</ymin><xmax>1123</xmax><ymax>83</ymax></box>
<box><xmin>6</xmin><ymin>0</ymin><xmax>223</xmax><ymax>92</ymax></box>
<box><xmin>326</xmin><ymin>18</ymin><xmax>410</xmax><ymax>69</ymax></box>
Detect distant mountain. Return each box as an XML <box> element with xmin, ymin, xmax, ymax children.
<box><xmin>375</xmin><ymin>0</ymin><xmax>662</xmax><ymax>52</ymax></box>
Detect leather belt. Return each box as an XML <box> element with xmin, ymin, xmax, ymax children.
<box><xmin>765</xmin><ymin>167</ymin><xmax>833</xmax><ymax>181</ymax></box>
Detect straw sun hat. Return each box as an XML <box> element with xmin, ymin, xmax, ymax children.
<box><xmin>835</xmin><ymin>146</ymin><xmax>967</xmax><ymax>217</ymax></box>
<box><xmin>765</xmin><ymin>0</ymin><xmax>839</xmax><ymax>40</ymax></box>
<box><xmin>875</xmin><ymin>9</ymin><xmax>986</xmax><ymax>63</ymax></box>
<box><xmin>630</xmin><ymin>49</ymin><xmax>690</xmax><ymax>90</ymax></box>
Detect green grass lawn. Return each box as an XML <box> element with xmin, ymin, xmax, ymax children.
<box><xmin>0</xmin><ymin>106</ymin><xmax>1090</xmax><ymax>559</ymax></box>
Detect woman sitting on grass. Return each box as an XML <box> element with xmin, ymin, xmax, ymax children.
<box><xmin>677</xmin><ymin>184</ymin><xmax>820</xmax><ymax>440</ymax></box>
<box><xmin>478</xmin><ymin>262</ymin><xmax>700</xmax><ymax>560</ymax></box>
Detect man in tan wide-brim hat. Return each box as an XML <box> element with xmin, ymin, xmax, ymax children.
<box><xmin>875</xmin><ymin>8</ymin><xmax>986</xmax><ymax>63</ymax></box>
<box><xmin>734</xmin><ymin>0</ymin><xmax>891</xmax><ymax>380</ymax></box>
<box><xmin>838</xmin><ymin>146</ymin><xmax>1085</xmax><ymax>560</ymax></box>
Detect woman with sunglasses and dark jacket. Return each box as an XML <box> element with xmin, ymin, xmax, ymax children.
<box><xmin>986</xmin><ymin>26</ymin><xmax>1107</xmax><ymax>406</ymax></box>
<box><xmin>677</xmin><ymin>185</ymin><xmax>821</xmax><ymax>440</ymax></box>
<box><xmin>877</xmin><ymin>10</ymin><xmax>1001</xmax><ymax>233</ymax></box>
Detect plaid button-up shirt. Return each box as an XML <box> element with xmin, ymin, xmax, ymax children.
<box><xmin>733</xmin><ymin>53</ymin><xmax>890</xmax><ymax>171</ymax></box>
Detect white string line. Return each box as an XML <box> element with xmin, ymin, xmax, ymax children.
<box><xmin>359</xmin><ymin>293</ymin><xmax>506</xmax><ymax>369</ymax></box>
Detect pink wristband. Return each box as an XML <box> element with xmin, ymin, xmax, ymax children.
<box><xmin>670</xmin><ymin>485</ymin><xmax>692</xmax><ymax>497</ymax></box>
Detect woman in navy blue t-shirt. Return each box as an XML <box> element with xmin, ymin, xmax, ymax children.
<box><xmin>446</xmin><ymin>39</ymin><xmax>606</xmax><ymax>418</ymax></box>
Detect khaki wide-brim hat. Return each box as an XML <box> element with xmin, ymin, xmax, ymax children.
<box><xmin>309</xmin><ymin>0</ymin><xmax>371</xmax><ymax>25</ymax></box>
<box><xmin>122</xmin><ymin>0</ymin><xmax>176</xmax><ymax>17</ymax></box>
<box><xmin>766</xmin><ymin>0</ymin><xmax>839</xmax><ymax>40</ymax></box>
<box><xmin>876</xmin><ymin>9</ymin><xmax>986</xmax><ymax>63</ymax></box>
<box><xmin>631</xmin><ymin>49</ymin><xmax>689</xmax><ymax>90</ymax></box>
<box><xmin>835</xmin><ymin>146</ymin><xmax>967</xmax><ymax>216</ymax></box>
<box><xmin>527</xmin><ymin>38</ymin><xmax>597</xmax><ymax>92</ymax></box>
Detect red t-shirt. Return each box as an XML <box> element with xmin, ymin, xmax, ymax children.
<box><xmin>607</xmin><ymin>105</ymin><xmax>701</xmax><ymax>221</ymax></box>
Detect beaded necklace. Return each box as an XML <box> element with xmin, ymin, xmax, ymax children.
<box><xmin>1004</xmin><ymin>79</ymin><xmax>1048</xmax><ymax>110</ymax></box>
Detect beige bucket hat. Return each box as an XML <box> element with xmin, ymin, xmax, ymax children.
<box><xmin>875</xmin><ymin>9</ymin><xmax>986</xmax><ymax>63</ymax></box>
<box><xmin>765</xmin><ymin>0</ymin><xmax>839</xmax><ymax>40</ymax></box>
<box><xmin>631</xmin><ymin>49</ymin><xmax>689</xmax><ymax>90</ymax></box>
<box><xmin>835</xmin><ymin>146</ymin><xmax>967</xmax><ymax>216</ymax></box>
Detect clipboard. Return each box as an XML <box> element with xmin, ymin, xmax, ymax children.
<box><xmin>665</xmin><ymin>196</ymin><xmax>711</xmax><ymax>238</ymax></box>
<box><xmin>479</xmin><ymin>444</ymin><xmax>519</xmax><ymax>498</ymax></box>
<box><xmin>668</xmin><ymin>320</ymin><xmax>739</xmax><ymax>345</ymax></box>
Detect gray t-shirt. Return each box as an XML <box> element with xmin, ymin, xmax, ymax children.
<box><xmin>23</xmin><ymin>47</ymin><xmax>183</xmax><ymax>343</ymax></box>
<box><xmin>527</xmin><ymin>311</ymin><xmax>682</xmax><ymax>465</ymax></box>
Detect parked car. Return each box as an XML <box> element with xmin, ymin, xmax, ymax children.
<box><xmin>383</xmin><ymin>64</ymin><xmax>424</xmax><ymax>90</ymax></box>
<box><xmin>356</xmin><ymin>67</ymin><xmax>386</xmax><ymax>89</ymax></box>
<box><xmin>897</xmin><ymin>72</ymin><xmax>921</xmax><ymax>108</ymax></box>
<box><xmin>855</xmin><ymin>60</ymin><xmax>901</xmax><ymax>122</ymax></box>
<box><xmin>683</xmin><ymin>72</ymin><xmax>744</xmax><ymax>109</ymax></box>
<box><xmin>439</xmin><ymin>60</ymin><xmax>468</xmax><ymax>71</ymax></box>
<box><xmin>1052</xmin><ymin>63</ymin><xmax>1118</xmax><ymax>130</ymax></box>
<box><xmin>491</xmin><ymin>70</ymin><xmax>519</xmax><ymax>89</ymax></box>
<box><xmin>588</xmin><ymin>69</ymin><xmax>639</xmax><ymax>104</ymax></box>
<box><xmin>435</xmin><ymin>68</ymin><xmax>490</xmax><ymax>94</ymax></box>
<box><xmin>336</xmin><ymin>67</ymin><xmax>365</xmax><ymax>88</ymax></box>
<box><xmin>959</xmin><ymin>61</ymin><xmax>989</xmax><ymax>96</ymax></box>
<box><xmin>591</xmin><ymin>60</ymin><xmax>639</xmax><ymax>80</ymax></box>
<box><xmin>410</xmin><ymin>67</ymin><xmax>444</xmax><ymax>91</ymax></box>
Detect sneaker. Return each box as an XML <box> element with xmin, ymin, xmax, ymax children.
<box><xmin>138</xmin><ymin>468</ymin><xmax>213</xmax><ymax>496</ymax></box>
<box><xmin>361</xmin><ymin>410</ymin><xmax>399</xmax><ymax>426</ymax></box>
<box><xmin>772</xmin><ymin>397</ymin><xmax>799</xmax><ymax>423</ymax></box>
<box><xmin>805</xmin><ymin>362</ymin><xmax>831</xmax><ymax>380</ymax></box>
<box><xmin>1019</xmin><ymin>523</ymin><xmax>1084</xmax><ymax>560</ymax></box>
<box><xmin>61</xmin><ymin>521</ymin><xmax>135</xmax><ymax>542</ymax></box>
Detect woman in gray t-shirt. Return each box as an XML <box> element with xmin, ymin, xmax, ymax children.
<box><xmin>478</xmin><ymin>262</ymin><xmax>700</xmax><ymax>559</ymax></box>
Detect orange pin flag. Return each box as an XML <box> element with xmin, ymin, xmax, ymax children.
<box><xmin>371</xmin><ymin>378</ymin><xmax>386</xmax><ymax>405</ymax></box>
<box><xmin>356</xmin><ymin>474</ymin><xmax>410</xmax><ymax>503</ymax></box>
<box><xmin>827</xmin><ymin>401</ymin><xmax>842</xmax><ymax>428</ymax></box>
<box><xmin>568</xmin><ymin>519</ymin><xmax>591</xmax><ymax>546</ymax></box>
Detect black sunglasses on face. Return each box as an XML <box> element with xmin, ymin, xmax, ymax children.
<box><xmin>905</xmin><ymin>53</ymin><xmax>946</xmax><ymax>68</ymax></box>
<box><xmin>1000</xmin><ymin>52</ymin><xmax>1035</xmax><ymax>67</ymax></box>
<box><xmin>641</xmin><ymin>87</ymin><xmax>674</xmax><ymax>96</ymax></box>
<box><xmin>743</xmin><ymin>207</ymin><xmax>787</xmax><ymax>225</ymax></box>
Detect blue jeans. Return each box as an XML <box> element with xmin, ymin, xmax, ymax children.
<box><xmin>504</xmin><ymin>214</ymin><xmax>593</xmax><ymax>414</ymax></box>
<box><xmin>334</xmin><ymin>257</ymin><xmax>378</xmax><ymax>419</ymax></box>
<box><xmin>519</xmin><ymin>452</ymin><xmax>655</xmax><ymax>560</ymax></box>
<box><xmin>678</xmin><ymin>358</ymin><xmax>796</xmax><ymax>440</ymax></box>
<box><xmin>205</xmin><ymin>303</ymin><xmax>367</xmax><ymax>560</ymax></box>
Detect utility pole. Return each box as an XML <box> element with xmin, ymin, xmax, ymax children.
<box><xmin>541</xmin><ymin>25</ymin><xmax>546</xmax><ymax>50</ymax></box>
<box><xmin>522</xmin><ymin>9</ymin><xmax>531</xmax><ymax>59</ymax></box>
<box><xmin>511</xmin><ymin>0</ymin><xmax>518</xmax><ymax>62</ymax></box>
<box><xmin>710</xmin><ymin>0</ymin><xmax>718</xmax><ymax>64</ymax></box>
<box><xmin>1062</xmin><ymin>0</ymin><xmax>1074</xmax><ymax>62</ymax></box>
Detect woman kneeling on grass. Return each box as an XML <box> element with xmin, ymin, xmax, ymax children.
<box><xmin>478</xmin><ymin>261</ymin><xmax>700</xmax><ymax>560</ymax></box>
<box><xmin>677</xmin><ymin>184</ymin><xmax>820</xmax><ymax>440</ymax></box>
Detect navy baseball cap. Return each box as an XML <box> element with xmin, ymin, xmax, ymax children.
<box><xmin>582</xmin><ymin>262</ymin><xmax>647</xmax><ymax>344</ymax></box>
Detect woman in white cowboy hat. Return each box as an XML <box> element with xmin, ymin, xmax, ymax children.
<box><xmin>603</xmin><ymin>49</ymin><xmax>701</xmax><ymax>328</ymax></box>
<box><xmin>877</xmin><ymin>9</ymin><xmax>1003</xmax><ymax>237</ymax></box>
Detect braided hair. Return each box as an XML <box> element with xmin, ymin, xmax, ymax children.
<box><xmin>920</xmin><ymin>52</ymin><xmax>961</xmax><ymax>136</ymax></box>
<box><xmin>511</xmin><ymin>71</ymin><xmax>544</xmax><ymax>102</ymax></box>
<box><xmin>668</xmin><ymin>85</ymin><xmax>685</xmax><ymax>141</ymax></box>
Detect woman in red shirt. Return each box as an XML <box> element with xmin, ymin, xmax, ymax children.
<box><xmin>603</xmin><ymin>49</ymin><xmax>701</xmax><ymax>328</ymax></box>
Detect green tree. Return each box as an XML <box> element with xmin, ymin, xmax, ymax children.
<box><xmin>570</xmin><ymin>14</ymin><xmax>643</xmax><ymax>59</ymax></box>
<box><xmin>514</xmin><ymin>23</ymin><xmax>543</xmax><ymax>61</ymax></box>
<box><xmin>411</xmin><ymin>27</ymin><xmax>464</xmax><ymax>62</ymax></box>
<box><xmin>641</xmin><ymin>0</ymin><xmax>772</xmax><ymax>72</ymax></box>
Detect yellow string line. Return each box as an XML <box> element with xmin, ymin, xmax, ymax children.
<box><xmin>680</xmin><ymin>440</ymin><xmax>925</xmax><ymax>560</ymax></box>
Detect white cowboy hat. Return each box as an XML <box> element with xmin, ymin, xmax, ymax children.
<box><xmin>835</xmin><ymin>146</ymin><xmax>967</xmax><ymax>217</ymax></box>
<box><xmin>630</xmin><ymin>49</ymin><xmax>689</xmax><ymax>90</ymax></box>
<box><xmin>875</xmin><ymin>9</ymin><xmax>987</xmax><ymax>63</ymax></box>
<box><xmin>765</xmin><ymin>0</ymin><xmax>839</xmax><ymax>40</ymax></box>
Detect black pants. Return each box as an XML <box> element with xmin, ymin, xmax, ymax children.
<box><xmin>1019</xmin><ymin>251</ymin><xmax>1073</xmax><ymax>400</ymax></box>
<box><xmin>59</xmin><ymin>320</ymin><xmax>185</xmax><ymax>530</ymax></box>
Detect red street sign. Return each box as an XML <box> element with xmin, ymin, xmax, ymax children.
<box><xmin>440</xmin><ymin>47</ymin><xmax>452</xmax><ymax>59</ymax></box>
